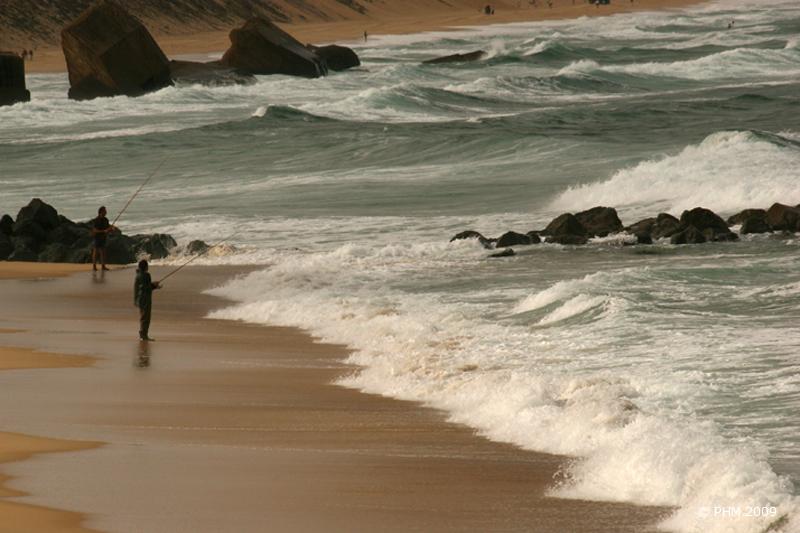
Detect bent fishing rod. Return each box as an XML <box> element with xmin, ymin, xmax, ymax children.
<box><xmin>111</xmin><ymin>158</ymin><xmax>168</xmax><ymax>227</ymax></box>
<box><xmin>157</xmin><ymin>232</ymin><xmax>239</xmax><ymax>284</ymax></box>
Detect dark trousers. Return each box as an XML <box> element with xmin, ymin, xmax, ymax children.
<box><xmin>139</xmin><ymin>303</ymin><xmax>152</xmax><ymax>339</ymax></box>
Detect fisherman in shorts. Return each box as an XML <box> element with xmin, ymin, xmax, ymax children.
<box><xmin>91</xmin><ymin>206</ymin><xmax>116</xmax><ymax>271</ymax></box>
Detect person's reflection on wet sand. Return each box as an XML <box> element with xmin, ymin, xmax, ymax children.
<box><xmin>91</xmin><ymin>269</ymin><xmax>106</xmax><ymax>284</ymax></box>
<box><xmin>136</xmin><ymin>339</ymin><xmax>150</xmax><ymax>368</ymax></box>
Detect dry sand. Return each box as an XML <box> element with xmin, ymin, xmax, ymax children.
<box><xmin>22</xmin><ymin>0</ymin><xmax>706</xmax><ymax>74</ymax></box>
<box><xmin>0</xmin><ymin>262</ymin><xmax>673</xmax><ymax>532</ymax></box>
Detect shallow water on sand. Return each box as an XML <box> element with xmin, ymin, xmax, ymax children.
<box><xmin>2</xmin><ymin>0</ymin><xmax>799</xmax><ymax>531</ymax></box>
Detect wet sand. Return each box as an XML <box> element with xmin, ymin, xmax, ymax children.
<box><xmin>23</xmin><ymin>0</ymin><xmax>706</xmax><ymax>74</ymax></box>
<box><xmin>0</xmin><ymin>263</ymin><xmax>671</xmax><ymax>531</ymax></box>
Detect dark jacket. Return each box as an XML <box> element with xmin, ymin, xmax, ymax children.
<box><xmin>134</xmin><ymin>270</ymin><xmax>155</xmax><ymax>308</ymax></box>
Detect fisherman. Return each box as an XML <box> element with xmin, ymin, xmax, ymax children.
<box><xmin>91</xmin><ymin>206</ymin><xmax>116</xmax><ymax>271</ymax></box>
<box><xmin>134</xmin><ymin>260</ymin><xmax>161</xmax><ymax>341</ymax></box>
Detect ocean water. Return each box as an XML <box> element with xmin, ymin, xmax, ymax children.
<box><xmin>2</xmin><ymin>0</ymin><xmax>800</xmax><ymax>531</ymax></box>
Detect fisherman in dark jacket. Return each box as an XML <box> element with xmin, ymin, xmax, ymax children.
<box><xmin>134</xmin><ymin>259</ymin><xmax>161</xmax><ymax>341</ymax></box>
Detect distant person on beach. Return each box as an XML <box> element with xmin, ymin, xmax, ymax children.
<box><xmin>134</xmin><ymin>259</ymin><xmax>161</xmax><ymax>341</ymax></box>
<box><xmin>20</xmin><ymin>49</ymin><xmax>27</xmax><ymax>60</ymax></box>
<box><xmin>91</xmin><ymin>206</ymin><xmax>116</xmax><ymax>271</ymax></box>
<box><xmin>29</xmin><ymin>49</ymin><xmax>34</xmax><ymax>60</ymax></box>
<box><xmin>364</xmin><ymin>30</ymin><xmax>368</xmax><ymax>42</ymax></box>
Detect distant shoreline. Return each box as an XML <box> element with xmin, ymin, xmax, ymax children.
<box><xmin>21</xmin><ymin>0</ymin><xmax>707</xmax><ymax>75</ymax></box>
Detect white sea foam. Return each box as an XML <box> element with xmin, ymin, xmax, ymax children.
<box><xmin>550</xmin><ymin>130</ymin><xmax>800</xmax><ymax>219</ymax></box>
<box><xmin>207</xmin><ymin>241</ymin><xmax>799</xmax><ymax>533</ymax></box>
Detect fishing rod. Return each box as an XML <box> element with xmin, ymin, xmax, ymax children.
<box><xmin>111</xmin><ymin>158</ymin><xmax>168</xmax><ymax>227</ymax></box>
<box><xmin>157</xmin><ymin>231</ymin><xmax>239</xmax><ymax>284</ymax></box>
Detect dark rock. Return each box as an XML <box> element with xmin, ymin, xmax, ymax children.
<box><xmin>11</xmin><ymin>220</ymin><xmax>47</xmax><ymax>243</ymax></box>
<box><xmin>132</xmin><ymin>234</ymin><xmax>177</xmax><ymax>259</ymax></box>
<box><xmin>652</xmin><ymin>213</ymin><xmax>682</xmax><ymax>239</ymax></box>
<box><xmin>635</xmin><ymin>233</ymin><xmax>653</xmax><ymax>245</ymax></box>
<box><xmin>542</xmin><ymin>213</ymin><xmax>588</xmax><ymax>237</ymax></box>
<box><xmin>679</xmin><ymin>207</ymin><xmax>730</xmax><ymax>235</ymax></box>
<box><xmin>7</xmin><ymin>243</ymin><xmax>38</xmax><ymax>261</ymax></box>
<box><xmin>670</xmin><ymin>226</ymin><xmax>706</xmax><ymax>245</ymax></box>
<box><xmin>187</xmin><ymin>240</ymin><xmax>210</xmax><ymax>255</ymax></box>
<box><xmin>0</xmin><ymin>214</ymin><xmax>13</xmax><ymax>235</ymax></box>
<box><xmin>169</xmin><ymin>60</ymin><xmax>256</xmax><ymax>86</ymax></box>
<box><xmin>450</xmin><ymin>230</ymin><xmax>492</xmax><ymax>249</ymax></box>
<box><xmin>496</xmin><ymin>231</ymin><xmax>533</xmax><ymax>248</ymax></box>
<box><xmin>423</xmin><ymin>50</ymin><xmax>487</xmax><ymax>65</ymax></box>
<box><xmin>525</xmin><ymin>231</ymin><xmax>542</xmax><ymax>244</ymax></box>
<box><xmin>221</xmin><ymin>18</ymin><xmax>327</xmax><ymax>78</ymax></box>
<box><xmin>46</xmin><ymin>218</ymin><xmax>90</xmax><ymax>246</ymax></box>
<box><xmin>62</xmin><ymin>0</ymin><xmax>173</xmax><ymax>100</ymax></box>
<box><xmin>575</xmin><ymin>206</ymin><xmax>623</xmax><ymax>237</ymax></box>
<box><xmin>542</xmin><ymin>213</ymin><xmax>588</xmax><ymax>244</ymax></box>
<box><xmin>0</xmin><ymin>52</ymin><xmax>31</xmax><ymax>106</ymax></box>
<box><xmin>489</xmin><ymin>248</ymin><xmax>515</xmax><ymax>258</ymax></box>
<box><xmin>741</xmin><ymin>218</ymin><xmax>771</xmax><ymax>234</ymax></box>
<box><xmin>766</xmin><ymin>203</ymin><xmax>800</xmax><ymax>232</ymax></box>
<box><xmin>105</xmin><ymin>233</ymin><xmax>137</xmax><ymax>264</ymax></box>
<box><xmin>625</xmin><ymin>217</ymin><xmax>656</xmax><ymax>237</ymax></box>
<box><xmin>38</xmin><ymin>243</ymin><xmax>72</xmax><ymax>263</ymax></box>
<box><xmin>727</xmin><ymin>208</ymin><xmax>767</xmax><ymax>226</ymax></box>
<box><xmin>16</xmin><ymin>198</ymin><xmax>60</xmax><ymax>231</ymax></box>
<box><xmin>310</xmin><ymin>45</ymin><xmax>360</xmax><ymax>71</ymax></box>
<box><xmin>0</xmin><ymin>234</ymin><xmax>13</xmax><ymax>260</ymax></box>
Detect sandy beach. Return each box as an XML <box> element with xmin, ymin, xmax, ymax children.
<box><xmin>0</xmin><ymin>263</ymin><xmax>672</xmax><ymax>532</ymax></box>
<box><xmin>19</xmin><ymin>0</ymin><xmax>707</xmax><ymax>74</ymax></box>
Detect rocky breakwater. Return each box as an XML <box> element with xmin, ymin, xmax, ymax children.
<box><xmin>0</xmin><ymin>51</ymin><xmax>30</xmax><ymax>106</ymax></box>
<box><xmin>452</xmin><ymin>203</ymin><xmax>799</xmax><ymax>258</ymax></box>
<box><xmin>0</xmin><ymin>199</ymin><xmax>176</xmax><ymax>264</ymax></box>
<box><xmin>62</xmin><ymin>0</ymin><xmax>173</xmax><ymax>100</ymax></box>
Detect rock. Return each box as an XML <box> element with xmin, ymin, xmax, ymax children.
<box><xmin>727</xmin><ymin>208</ymin><xmax>767</xmax><ymax>226</ymax></box>
<box><xmin>38</xmin><ymin>243</ymin><xmax>71</xmax><ymax>263</ymax></box>
<box><xmin>635</xmin><ymin>233</ymin><xmax>653</xmax><ymax>245</ymax></box>
<box><xmin>11</xmin><ymin>220</ymin><xmax>47</xmax><ymax>244</ymax></box>
<box><xmin>525</xmin><ymin>231</ymin><xmax>542</xmax><ymax>244</ymax></box>
<box><xmin>542</xmin><ymin>213</ymin><xmax>589</xmax><ymax>244</ymax></box>
<box><xmin>131</xmin><ymin>233</ymin><xmax>177</xmax><ymax>259</ymax></box>
<box><xmin>62</xmin><ymin>0</ymin><xmax>173</xmax><ymax>100</ymax></box>
<box><xmin>489</xmin><ymin>248</ymin><xmax>515</xmax><ymax>258</ymax></box>
<box><xmin>47</xmin><ymin>222</ymin><xmax>88</xmax><ymax>247</ymax></box>
<box><xmin>423</xmin><ymin>50</ymin><xmax>487</xmax><ymax>65</ymax></box>
<box><xmin>679</xmin><ymin>207</ymin><xmax>729</xmax><ymax>234</ymax></box>
<box><xmin>766</xmin><ymin>203</ymin><xmax>800</xmax><ymax>232</ymax></box>
<box><xmin>670</xmin><ymin>226</ymin><xmax>706</xmax><ymax>245</ymax></box>
<box><xmin>651</xmin><ymin>213</ymin><xmax>681</xmax><ymax>239</ymax></box>
<box><xmin>0</xmin><ymin>214</ymin><xmax>13</xmax><ymax>235</ymax></box>
<box><xmin>0</xmin><ymin>52</ymin><xmax>31</xmax><ymax>106</ymax></box>
<box><xmin>310</xmin><ymin>45</ymin><xmax>360</xmax><ymax>72</ymax></box>
<box><xmin>186</xmin><ymin>240</ymin><xmax>210</xmax><ymax>255</ymax></box>
<box><xmin>741</xmin><ymin>218</ymin><xmax>772</xmax><ymax>234</ymax></box>
<box><xmin>0</xmin><ymin>234</ymin><xmax>13</xmax><ymax>260</ymax></box>
<box><xmin>625</xmin><ymin>217</ymin><xmax>655</xmax><ymax>237</ymax></box>
<box><xmin>169</xmin><ymin>60</ymin><xmax>256</xmax><ymax>86</ymax></box>
<box><xmin>496</xmin><ymin>231</ymin><xmax>534</xmax><ymax>248</ymax></box>
<box><xmin>16</xmin><ymin>198</ymin><xmax>60</xmax><ymax>231</ymax></box>
<box><xmin>575</xmin><ymin>206</ymin><xmax>623</xmax><ymax>237</ymax></box>
<box><xmin>450</xmin><ymin>230</ymin><xmax>492</xmax><ymax>249</ymax></box>
<box><xmin>7</xmin><ymin>243</ymin><xmax>38</xmax><ymax>261</ymax></box>
<box><xmin>220</xmin><ymin>18</ymin><xmax>327</xmax><ymax>78</ymax></box>
<box><xmin>105</xmin><ymin>233</ymin><xmax>137</xmax><ymax>264</ymax></box>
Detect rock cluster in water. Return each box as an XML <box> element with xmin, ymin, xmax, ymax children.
<box><xmin>61</xmin><ymin>0</ymin><xmax>361</xmax><ymax>100</ymax></box>
<box><xmin>451</xmin><ymin>203</ymin><xmax>800</xmax><ymax>257</ymax></box>
<box><xmin>0</xmin><ymin>199</ymin><xmax>177</xmax><ymax>264</ymax></box>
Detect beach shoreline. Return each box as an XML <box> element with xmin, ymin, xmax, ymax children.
<box><xmin>0</xmin><ymin>262</ymin><xmax>672</xmax><ymax>532</ymax></box>
<box><xmin>21</xmin><ymin>0</ymin><xmax>708</xmax><ymax>74</ymax></box>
